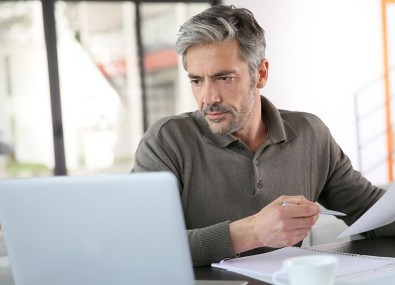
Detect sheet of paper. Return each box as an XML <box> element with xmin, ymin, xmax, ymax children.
<box><xmin>338</xmin><ymin>186</ymin><xmax>395</xmax><ymax>238</ymax></box>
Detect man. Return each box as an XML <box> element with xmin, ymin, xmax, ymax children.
<box><xmin>132</xmin><ymin>5</ymin><xmax>395</xmax><ymax>266</ymax></box>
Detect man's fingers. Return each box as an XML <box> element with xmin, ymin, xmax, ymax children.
<box><xmin>289</xmin><ymin>215</ymin><xmax>318</xmax><ymax>230</ymax></box>
<box><xmin>272</xmin><ymin>228</ymin><xmax>311</xmax><ymax>248</ymax></box>
<box><xmin>277</xmin><ymin>195</ymin><xmax>314</xmax><ymax>206</ymax></box>
<box><xmin>277</xmin><ymin>215</ymin><xmax>317</xmax><ymax>232</ymax></box>
<box><xmin>282</xmin><ymin>203</ymin><xmax>320</xmax><ymax>217</ymax></box>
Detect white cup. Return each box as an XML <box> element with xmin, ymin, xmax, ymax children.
<box><xmin>272</xmin><ymin>255</ymin><xmax>338</xmax><ymax>285</ymax></box>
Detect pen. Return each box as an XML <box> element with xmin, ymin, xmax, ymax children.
<box><xmin>280</xmin><ymin>202</ymin><xmax>347</xmax><ymax>216</ymax></box>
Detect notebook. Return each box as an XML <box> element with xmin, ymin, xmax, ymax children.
<box><xmin>212</xmin><ymin>246</ymin><xmax>395</xmax><ymax>284</ymax></box>
<box><xmin>0</xmin><ymin>172</ymin><xmax>247</xmax><ymax>285</ymax></box>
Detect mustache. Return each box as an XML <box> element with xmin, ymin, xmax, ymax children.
<box><xmin>202</xmin><ymin>104</ymin><xmax>231</xmax><ymax>115</ymax></box>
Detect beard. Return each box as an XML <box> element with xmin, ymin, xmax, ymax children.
<box><xmin>201</xmin><ymin>87</ymin><xmax>256</xmax><ymax>136</ymax></box>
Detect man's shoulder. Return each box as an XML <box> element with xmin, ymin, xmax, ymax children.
<box><xmin>143</xmin><ymin>111</ymin><xmax>201</xmax><ymax>139</ymax></box>
<box><xmin>279</xmin><ymin>109</ymin><xmax>326</xmax><ymax>129</ymax></box>
<box><xmin>278</xmin><ymin>109</ymin><xmax>332</xmax><ymax>141</ymax></box>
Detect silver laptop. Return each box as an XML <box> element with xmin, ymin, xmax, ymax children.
<box><xmin>0</xmin><ymin>172</ymin><xmax>195</xmax><ymax>285</ymax></box>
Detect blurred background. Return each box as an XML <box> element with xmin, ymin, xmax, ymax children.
<box><xmin>0</xmin><ymin>0</ymin><xmax>394</xmax><ymax>186</ymax></box>
<box><xmin>0</xmin><ymin>0</ymin><xmax>213</xmax><ymax>178</ymax></box>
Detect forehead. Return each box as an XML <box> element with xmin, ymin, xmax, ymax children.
<box><xmin>185</xmin><ymin>40</ymin><xmax>247</xmax><ymax>73</ymax></box>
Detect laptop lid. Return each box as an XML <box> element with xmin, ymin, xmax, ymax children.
<box><xmin>0</xmin><ymin>172</ymin><xmax>195</xmax><ymax>285</ymax></box>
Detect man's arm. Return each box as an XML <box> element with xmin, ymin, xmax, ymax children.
<box><xmin>187</xmin><ymin>222</ymin><xmax>234</xmax><ymax>266</ymax></box>
<box><xmin>133</xmin><ymin>137</ymin><xmax>236</xmax><ymax>265</ymax></box>
<box><xmin>187</xmin><ymin>195</ymin><xmax>320</xmax><ymax>266</ymax></box>
<box><xmin>313</xmin><ymin>127</ymin><xmax>395</xmax><ymax>239</ymax></box>
<box><xmin>132</xmin><ymin>137</ymin><xmax>179</xmax><ymax>176</ymax></box>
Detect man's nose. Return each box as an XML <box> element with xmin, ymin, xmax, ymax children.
<box><xmin>202</xmin><ymin>81</ymin><xmax>221</xmax><ymax>106</ymax></box>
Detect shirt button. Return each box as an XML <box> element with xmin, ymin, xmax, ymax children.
<box><xmin>254</xmin><ymin>160</ymin><xmax>259</xmax><ymax>166</ymax></box>
<box><xmin>257</xmin><ymin>181</ymin><xmax>262</xmax><ymax>189</ymax></box>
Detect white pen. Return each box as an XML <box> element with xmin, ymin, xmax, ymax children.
<box><xmin>280</xmin><ymin>201</ymin><xmax>347</xmax><ymax>216</ymax></box>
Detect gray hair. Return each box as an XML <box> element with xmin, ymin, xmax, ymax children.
<box><xmin>175</xmin><ymin>5</ymin><xmax>266</xmax><ymax>75</ymax></box>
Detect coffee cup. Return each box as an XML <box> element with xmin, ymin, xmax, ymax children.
<box><xmin>272</xmin><ymin>255</ymin><xmax>338</xmax><ymax>285</ymax></box>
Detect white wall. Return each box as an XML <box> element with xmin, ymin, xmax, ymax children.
<box><xmin>225</xmin><ymin>0</ymin><xmax>390</xmax><ymax>184</ymax></box>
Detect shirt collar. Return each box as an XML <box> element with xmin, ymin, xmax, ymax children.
<box><xmin>261</xmin><ymin>96</ymin><xmax>297</xmax><ymax>144</ymax></box>
<box><xmin>194</xmin><ymin>95</ymin><xmax>297</xmax><ymax>148</ymax></box>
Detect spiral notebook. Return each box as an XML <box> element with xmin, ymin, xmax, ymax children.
<box><xmin>212</xmin><ymin>246</ymin><xmax>395</xmax><ymax>284</ymax></box>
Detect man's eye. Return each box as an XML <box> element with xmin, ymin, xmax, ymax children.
<box><xmin>190</xmin><ymin>79</ymin><xmax>203</xmax><ymax>86</ymax></box>
<box><xmin>218</xmin><ymin>76</ymin><xmax>232</xmax><ymax>82</ymax></box>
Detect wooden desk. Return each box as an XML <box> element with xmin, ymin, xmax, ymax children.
<box><xmin>194</xmin><ymin>237</ymin><xmax>395</xmax><ymax>284</ymax></box>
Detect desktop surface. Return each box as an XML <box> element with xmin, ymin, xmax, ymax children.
<box><xmin>1</xmin><ymin>236</ymin><xmax>395</xmax><ymax>285</ymax></box>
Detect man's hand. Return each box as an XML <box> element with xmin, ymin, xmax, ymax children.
<box><xmin>229</xmin><ymin>195</ymin><xmax>320</xmax><ymax>254</ymax></box>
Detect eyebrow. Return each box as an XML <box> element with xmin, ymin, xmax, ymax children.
<box><xmin>187</xmin><ymin>73</ymin><xmax>201</xmax><ymax>79</ymax></box>
<box><xmin>188</xmin><ymin>70</ymin><xmax>237</xmax><ymax>78</ymax></box>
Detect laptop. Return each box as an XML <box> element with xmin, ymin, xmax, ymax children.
<box><xmin>0</xmin><ymin>172</ymin><xmax>243</xmax><ymax>285</ymax></box>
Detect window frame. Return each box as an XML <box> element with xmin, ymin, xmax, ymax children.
<box><xmin>38</xmin><ymin>0</ymin><xmax>220</xmax><ymax>175</ymax></box>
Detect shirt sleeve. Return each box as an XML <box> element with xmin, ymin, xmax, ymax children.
<box><xmin>132</xmin><ymin>136</ymin><xmax>236</xmax><ymax>266</ymax></box>
<box><xmin>132</xmin><ymin>137</ymin><xmax>179</xmax><ymax>175</ymax></box>
<box><xmin>317</xmin><ymin>129</ymin><xmax>395</xmax><ymax>237</ymax></box>
<box><xmin>187</xmin><ymin>222</ymin><xmax>236</xmax><ymax>266</ymax></box>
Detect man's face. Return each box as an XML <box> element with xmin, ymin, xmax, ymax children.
<box><xmin>186</xmin><ymin>40</ymin><xmax>258</xmax><ymax>136</ymax></box>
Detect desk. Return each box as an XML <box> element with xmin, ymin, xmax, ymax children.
<box><xmin>1</xmin><ymin>237</ymin><xmax>395</xmax><ymax>284</ymax></box>
<box><xmin>194</xmin><ymin>237</ymin><xmax>395</xmax><ymax>285</ymax></box>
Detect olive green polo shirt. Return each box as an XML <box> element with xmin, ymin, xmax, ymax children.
<box><xmin>132</xmin><ymin>96</ymin><xmax>391</xmax><ymax>266</ymax></box>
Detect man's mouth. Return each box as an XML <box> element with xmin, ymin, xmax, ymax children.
<box><xmin>203</xmin><ymin>104</ymin><xmax>229</xmax><ymax>121</ymax></box>
<box><xmin>206</xmin><ymin>112</ymin><xmax>226</xmax><ymax>121</ymax></box>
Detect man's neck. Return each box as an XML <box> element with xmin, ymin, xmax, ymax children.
<box><xmin>233</xmin><ymin>96</ymin><xmax>268</xmax><ymax>154</ymax></box>
<box><xmin>234</xmin><ymin>121</ymin><xmax>267</xmax><ymax>154</ymax></box>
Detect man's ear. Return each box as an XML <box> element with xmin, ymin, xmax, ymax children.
<box><xmin>256</xmin><ymin>59</ymin><xmax>269</xmax><ymax>89</ymax></box>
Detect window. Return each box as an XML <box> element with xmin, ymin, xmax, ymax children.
<box><xmin>0</xmin><ymin>1</ymin><xmax>215</xmax><ymax>178</ymax></box>
<box><xmin>0</xmin><ymin>1</ymin><xmax>53</xmax><ymax>177</ymax></box>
